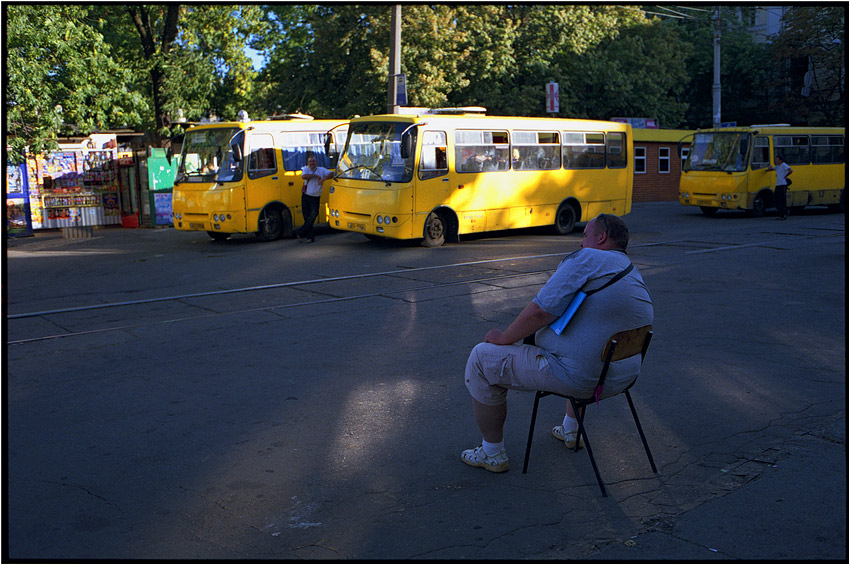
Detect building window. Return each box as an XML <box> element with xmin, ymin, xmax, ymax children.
<box><xmin>635</xmin><ymin>146</ymin><xmax>646</xmax><ymax>174</ymax></box>
<box><xmin>680</xmin><ymin>147</ymin><xmax>690</xmax><ymax>169</ymax></box>
<box><xmin>659</xmin><ymin>147</ymin><xmax>670</xmax><ymax>174</ymax></box>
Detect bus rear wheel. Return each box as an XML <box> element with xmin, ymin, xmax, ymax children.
<box><xmin>554</xmin><ymin>203</ymin><xmax>577</xmax><ymax>235</ymax></box>
<box><xmin>422</xmin><ymin>211</ymin><xmax>446</xmax><ymax>247</ymax></box>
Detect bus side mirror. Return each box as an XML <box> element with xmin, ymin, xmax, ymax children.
<box><xmin>324</xmin><ymin>133</ymin><xmax>339</xmax><ymax>167</ymax></box>
<box><xmin>166</xmin><ymin>146</ymin><xmax>173</xmax><ymax>166</ymax></box>
<box><xmin>231</xmin><ymin>143</ymin><xmax>243</xmax><ymax>163</ymax></box>
<box><xmin>401</xmin><ymin>132</ymin><xmax>414</xmax><ymax>159</ymax></box>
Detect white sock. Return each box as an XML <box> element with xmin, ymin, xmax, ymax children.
<box><xmin>562</xmin><ymin>414</ymin><xmax>578</xmax><ymax>432</ymax></box>
<box><xmin>481</xmin><ymin>439</ymin><xmax>504</xmax><ymax>456</ymax></box>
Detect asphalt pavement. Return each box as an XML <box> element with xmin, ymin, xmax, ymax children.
<box><xmin>4</xmin><ymin>202</ymin><xmax>847</xmax><ymax>561</ymax></box>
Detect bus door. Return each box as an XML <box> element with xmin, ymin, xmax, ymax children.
<box><xmin>244</xmin><ymin>132</ymin><xmax>279</xmax><ymax>231</ymax></box>
<box><xmin>414</xmin><ymin>130</ymin><xmax>450</xmax><ymax>234</ymax></box>
<box><xmin>773</xmin><ymin>134</ymin><xmax>810</xmax><ymax>207</ymax></box>
<box><xmin>450</xmin><ymin>129</ymin><xmax>511</xmax><ymax>232</ymax></box>
<box><xmin>749</xmin><ymin>135</ymin><xmax>771</xmax><ymax>195</ymax></box>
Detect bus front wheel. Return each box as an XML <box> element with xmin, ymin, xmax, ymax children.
<box><xmin>700</xmin><ymin>206</ymin><xmax>719</xmax><ymax>217</ymax></box>
<box><xmin>750</xmin><ymin>194</ymin><xmax>768</xmax><ymax>218</ymax></box>
<box><xmin>554</xmin><ymin>203</ymin><xmax>577</xmax><ymax>235</ymax></box>
<box><xmin>257</xmin><ymin>207</ymin><xmax>285</xmax><ymax>241</ymax></box>
<box><xmin>422</xmin><ymin>211</ymin><xmax>446</xmax><ymax>247</ymax></box>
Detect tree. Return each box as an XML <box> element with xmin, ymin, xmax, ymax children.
<box><xmin>769</xmin><ymin>5</ymin><xmax>846</xmax><ymax>125</ymax></box>
<box><xmin>675</xmin><ymin>7</ymin><xmax>773</xmax><ymax>128</ymax></box>
<box><xmin>254</xmin><ymin>5</ymin><xmax>692</xmax><ymax>121</ymax></box>
<box><xmin>99</xmin><ymin>4</ymin><xmax>266</xmax><ymax>144</ymax></box>
<box><xmin>560</xmin><ymin>16</ymin><xmax>691</xmax><ymax>126</ymax></box>
<box><xmin>5</xmin><ymin>5</ymin><xmax>144</xmax><ymax>162</ymax></box>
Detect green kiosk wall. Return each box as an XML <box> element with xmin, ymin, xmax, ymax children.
<box><xmin>146</xmin><ymin>148</ymin><xmax>176</xmax><ymax>226</ymax></box>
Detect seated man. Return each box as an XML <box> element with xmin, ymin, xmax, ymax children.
<box><xmin>461</xmin><ymin>214</ymin><xmax>654</xmax><ymax>472</ymax></box>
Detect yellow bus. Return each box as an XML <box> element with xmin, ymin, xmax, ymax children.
<box><xmin>172</xmin><ymin>114</ymin><xmax>348</xmax><ymax>241</ymax></box>
<box><xmin>678</xmin><ymin>125</ymin><xmax>846</xmax><ymax>216</ymax></box>
<box><xmin>326</xmin><ymin>108</ymin><xmax>633</xmax><ymax>246</ymax></box>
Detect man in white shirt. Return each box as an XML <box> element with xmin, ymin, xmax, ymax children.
<box><xmin>767</xmin><ymin>155</ymin><xmax>793</xmax><ymax>220</ymax></box>
<box><xmin>461</xmin><ymin>214</ymin><xmax>653</xmax><ymax>473</ymax></box>
<box><xmin>295</xmin><ymin>155</ymin><xmax>333</xmax><ymax>243</ymax></box>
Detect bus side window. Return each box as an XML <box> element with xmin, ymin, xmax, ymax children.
<box><xmin>455</xmin><ymin>130</ymin><xmax>509</xmax><ymax>173</ymax></box>
<box><xmin>248</xmin><ymin>133</ymin><xmax>277</xmax><ymax>179</ymax></box>
<box><xmin>607</xmin><ymin>132</ymin><xmax>626</xmax><ymax>168</ymax></box>
<box><xmin>811</xmin><ymin>135</ymin><xmax>845</xmax><ymax>164</ymax></box>
<box><xmin>563</xmin><ymin>132</ymin><xmax>605</xmax><ymax>169</ymax></box>
<box><xmin>511</xmin><ymin>131</ymin><xmax>560</xmax><ymax>171</ymax></box>
<box><xmin>774</xmin><ymin>135</ymin><xmax>810</xmax><ymax>165</ymax></box>
<box><xmin>751</xmin><ymin>136</ymin><xmax>769</xmax><ymax>169</ymax></box>
<box><xmin>420</xmin><ymin>131</ymin><xmax>448</xmax><ymax>180</ymax></box>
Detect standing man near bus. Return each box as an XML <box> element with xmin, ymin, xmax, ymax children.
<box><xmin>295</xmin><ymin>154</ymin><xmax>333</xmax><ymax>243</ymax></box>
<box><xmin>460</xmin><ymin>214</ymin><xmax>653</xmax><ymax>472</ymax></box>
<box><xmin>767</xmin><ymin>155</ymin><xmax>793</xmax><ymax>220</ymax></box>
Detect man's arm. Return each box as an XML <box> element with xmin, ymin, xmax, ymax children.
<box><xmin>484</xmin><ymin>302</ymin><xmax>556</xmax><ymax>345</ymax></box>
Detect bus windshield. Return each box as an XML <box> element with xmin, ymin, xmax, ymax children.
<box><xmin>337</xmin><ymin>122</ymin><xmax>416</xmax><ymax>183</ymax></box>
<box><xmin>178</xmin><ymin>128</ymin><xmax>244</xmax><ymax>183</ymax></box>
<box><xmin>684</xmin><ymin>132</ymin><xmax>751</xmax><ymax>172</ymax></box>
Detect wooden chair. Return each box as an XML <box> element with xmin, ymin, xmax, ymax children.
<box><xmin>521</xmin><ymin>325</ymin><xmax>657</xmax><ymax>497</ymax></box>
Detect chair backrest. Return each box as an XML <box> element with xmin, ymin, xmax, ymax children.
<box><xmin>601</xmin><ymin>325</ymin><xmax>653</xmax><ymax>364</ymax></box>
<box><xmin>591</xmin><ymin>325</ymin><xmax>653</xmax><ymax>401</ymax></box>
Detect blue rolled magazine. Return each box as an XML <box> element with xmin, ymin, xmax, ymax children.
<box><xmin>549</xmin><ymin>291</ymin><xmax>587</xmax><ymax>335</ymax></box>
<box><xmin>548</xmin><ymin>263</ymin><xmax>634</xmax><ymax>336</ymax></box>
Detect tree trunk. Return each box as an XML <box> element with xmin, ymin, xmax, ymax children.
<box><xmin>127</xmin><ymin>4</ymin><xmax>180</xmax><ymax>147</ymax></box>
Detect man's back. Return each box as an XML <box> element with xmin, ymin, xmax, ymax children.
<box><xmin>533</xmin><ymin>248</ymin><xmax>654</xmax><ymax>397</ymax></box>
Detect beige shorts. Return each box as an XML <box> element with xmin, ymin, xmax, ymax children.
<box><xmin>464</xmin><ymin>342</ymin><xmax>580</xmax><ymax>406</ymax></box>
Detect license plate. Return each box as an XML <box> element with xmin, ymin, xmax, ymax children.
<box><xmin>190</xmin><ymin>223</ymin><xmax>205</xmax><ymax>229</ymax></box>
<box><xmin>348</xmin><ymin>222</ymin><xmax>366</xmax><ymax>232</ymax></box>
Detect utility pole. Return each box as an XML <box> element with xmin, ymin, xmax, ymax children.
<box><xmin>712</xmin><ymin>7</ymin><xmax>721</xmax><ymax>127</ymax></box>
<box><xmin>387</xmin><ymin>5</ymin><xmax>402</xmax><ymax>114</ymax></box>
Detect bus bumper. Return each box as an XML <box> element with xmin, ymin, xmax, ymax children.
<box><xmin>679</xmin><ymin>192</ymin><xmax>745</xmax><ymax>210</ymax></box>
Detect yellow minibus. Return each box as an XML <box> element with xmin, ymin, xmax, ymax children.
<box><xmin>172</xmin><ymin>115</ymin><xmax>348</xmax><ymax>241</ymax></box>
<box><xmin>678</xmin><ymin>125</ymin><xmax>846</xmax><ymax>216</ymax></box>
<box><xmin>326</xmin><ymin>108</ymin><xmax>633</xmax><ymax>246</ymax></box>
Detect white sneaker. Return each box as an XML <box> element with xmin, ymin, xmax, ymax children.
<box><xmin>461</xmin><ymin>445</ymin><xmax>510</xmax><ymax>473</ymax></box>
<box><xmin>552</xmin><ymin>425</ymin><xmax>584</xmax><ymax>449</ymax></box>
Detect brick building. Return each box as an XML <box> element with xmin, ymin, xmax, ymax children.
<box><xmin>631</xmin><ymin>128</ymin><xmax>694</xmax><ymax>202</ymax></box>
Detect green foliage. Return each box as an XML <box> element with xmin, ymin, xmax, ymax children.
<box><xmin>256</xmin><ymin>4</ymin><xmax>693</xmax><ymax>122</ymax></box>
<box><xmin>676</xmin><ymin>7</ymin><xmax>774</xmax><ymax>128</ymax></box>
<box><xmin>561</xmin><ymin>17</ymin><xmax>691</xmax><ymax>126</ymax></box>
<box><xmin>99</xmin><ymin>5</ymin><xmax>267</xmax><ymax>141</ymax></box>
<box><xmin>5</xmin><ymin>5</ymin><xmax>144</xmax><ymax>162</ymax></box>
<box><xmin>769</xmin><ymin>6</ymin><xmax>846</xmax><ymax>125</ymax></box>
<box><xmin>7</xmin><ymin>3</ymin><xmax>842</xmax><ymax>158</ymax></box>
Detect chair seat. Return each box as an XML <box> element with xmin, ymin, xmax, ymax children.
<box><xmin>521</xmin><ymin>325</ymin><xmax>656</xmax><ymax>497</ymax></box>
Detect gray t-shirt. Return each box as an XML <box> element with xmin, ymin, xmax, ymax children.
<box><xmin>532</xmin><ymin>248</ymin><xmax>654</xmax><ymax>397</ymax></box>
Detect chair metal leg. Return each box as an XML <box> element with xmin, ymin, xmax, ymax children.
<box><xmin>571</xmin><ymin>399</ymin><xmax>608</xmax><ymax>497</ymax></box>
<box><xmin>625</xmin><ymin>391</ymin><xmax>657</xmax><ymax>473</ymax></box>
<box><xmin>522</xmin><ymin>391</ymin><xmax>544</xmax><ymax>474</ymax></box>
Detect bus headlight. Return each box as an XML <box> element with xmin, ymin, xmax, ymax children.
<box><xmin>383</xmin><ymin>216</ymin><xmax>391</xmax><ymax>225</ymax></box>
<box><xmin>377</xmin><ymin>216</ymin><xmax>384</xmax><ymax>224</ymax></box>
